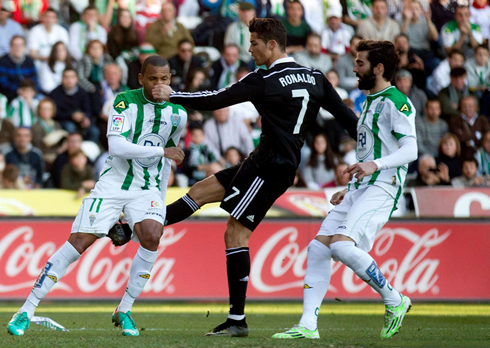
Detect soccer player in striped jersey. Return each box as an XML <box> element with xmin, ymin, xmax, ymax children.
<box><xmin>273</xmin><ymin>40</ymin><xmax>417</xmax><ymax>340</ymax></box>
<box><xmin>154</xmin><ymin>18</ymin><xmax>359</xmax><ymax>337</ymax></box>
<box><xmin>7</xmin><ymin>55</ymin><xmax>186</xmax><ymax>337</ymax></box>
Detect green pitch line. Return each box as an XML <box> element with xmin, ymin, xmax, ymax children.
<box><xmin>1</xmin><ymin>302</ymin><xmax>488</xmax><ymax>316</ymax></box>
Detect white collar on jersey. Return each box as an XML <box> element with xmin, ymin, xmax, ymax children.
<box><xmin>269</xmin><ymin>57</ymin><xmax>295</xmax><ymax>69</ymax></box>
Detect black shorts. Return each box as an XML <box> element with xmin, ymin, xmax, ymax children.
<box><xmin>214</xmin><ymin>161</ymin><xmax>291</xmax><ymax>231</ymax></box>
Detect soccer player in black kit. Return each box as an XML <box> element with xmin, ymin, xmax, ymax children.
<box><xmin>156</xmin><ymin>17</ymin><xmax>358</xmax><ymax>337</ymax></box>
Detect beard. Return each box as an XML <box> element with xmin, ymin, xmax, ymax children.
<box><xmin>357</xmin><ymin>69</ymin><xmax>377</xmax><ymax>91</ymax></box>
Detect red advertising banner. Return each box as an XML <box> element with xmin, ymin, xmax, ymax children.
<box><xmin>0</xmin><ymin>220</ymin><xmax>489</xmax><ymax>300</ymax></box>
<box><xmin>412</xmin><ymin>187</ymin><xmax>490</xmax><ymax>217</ymax></box>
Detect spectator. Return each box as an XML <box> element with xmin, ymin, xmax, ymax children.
<box><xmin>227</xmin><ymin>68</ymin><xmax>260</xmax><ymax>126</ymax></box>
<box><xmin>184</xmin><ymin>68</ymin><xmax>210</xmax><ymax>93</ymax></box>
<box><xmin>31</xmin><ymin>97</ymin><xmax>66</xmax><ymax>172</ymax></box>
<box><xmin>416</xmin><ymin>99</ymin><xmax>449</xmax><ymax>156</ymax></box>
<box><xmin>356</xmin><ymin>0</ymin><xmax>400</xmax><ymax>42</ymax></box>
<box><xmin>336</xmin><ymin>35</ymin><xmax>362</xmax><ymax>92</ymax></box>
<box><xmin>1</xmin><ymin>163</ymin><xmax>25</xmax><ymax>189</ymax></box>
<box><xmin>169</xmin><ymin>39</ymin><xmax>204</xmax><ymax>91</ymax></box>
<box><xmin>293</xmin><ymin>32</ymin><xmax>333</xmax><ymax>75</ymax></box>
<box><xmin>28</xmin><ymin>8</ymin><xmax>69</xmax><ymax>70</ymax></box>
<box><xmin>61</xmin><ymin>148</ymin><xmax>95</xmax><ymax>198</ymax></box>
<box><xmin>145</xmin><ymin>2</ymin><xmax>194</xmax><ymax>60</ymax></box>
<box><xmin>450</xmin><ymin>95</ymin><xmax>490</xmax><ymax>157</ymax></box>
<box><xmin>219</xmin><ymin>0</ymin><xmax>257</xmax><ymax>20</ymax></box>
<box><xmin>436</xmin><ymin>132</ymin><xmax>462</xmax><ymax>180</ymax></box>
<box><xmin>7</xmin><ymin>79</ymin><xmax>39</xmax><ymax>128</ymax></box>
<box><xmin>406</xmin><ymin>154</ymin><xmax>450</xmax><ymax>186</ymax></box>
<box><xmin>428</xmin><ymin>48</ymin><xmax>465</xmax><ymax>96</ymax></box>
<box><xmin>49</xmin><ymin>68</ymin><xmax>99</xmax><ymax>143</ymax></box>
<box><xmin>183</xmin><ymin>122</ymin><xmax>221</xmax><ymax>185</ymax></box>
<box><xmin>0</xmin><ymin>117</ymin><xmax>15</xmax><ymax>152</ymax></box>
<box><xmin>52</xmin><ymin>132</ymin><xmax>87</xmax><ymax>188</ymax></box>
<box><xmin>280</xmin><ymin>0</ymin><xmax>311</xmax><ymax>55</ymax></box>
<box><xmin>332</xmin><ymin>162</ymin><xmax>350</xmax><ymax>186</ymax></box>
<box><xmin>320</xmin><ymin>6</ymin><xmax>354</xmax><ymax>64</ymax></box>
<box><xmin>341</xmin><ymin>0</ymin><xmax>373</xmax><ymax>29</ymax></box>
<box><xmin>127</xmin><ymin>43</ymin><xmax>156</xmax><ymax>90</ymax></box>
<box><xmin>224</xmin><ymin>2</ymin><xmax>256</xmax><ymax>64</ymax></box>
<box><xmin>99</xmin><ymin>64</ymin><xmax>128</xmax><ymax>150</ymax></box>
<box><xmin>464</xmin><ymin>45</ymin><xmax>490</xmax><ymax>95</ymax></box>
<box><xmin>470</xmin><ymin>0</ymin><xmax>490</xmax><ymax>42</ymax></box>
<box><xmin>0</xmin><ymin>3</ymin><xmax>24</xmax><ymax>57</ymax></box>
<box><xmin>224</xmin><ymin>146</ymin><xmax>244</xmax><ymax>167</ymax></box>
<box><xmin>209</xmin><ymin>44</ymin><xmax>248</xmax><ymax>90</ymax></box>
<box><xmin>134</xmin><ymin>0</ymin><xmax>162</xmax><ymax>42</ymax></box>
<box><xmin>326</xmin><ymin>70</ymin><xmax>348</xmax><ymax>100</ymax></box>
<box><xmin>394</xmin><ymin>33</ymin><xmax>426</xmax><ymax>90</ymax></box>
<box><xmin>97</xmin><ymin>0</ymin><xmax>136</xmax><ymax>29</ymax></box>
<box><xmin>0</xmin><ymin>91</ymin><xmax>6</xmax><ymax>118</ymax></box>
<box><xmin>77</xmin><ymin>40</ymin><xmax>114</xmax><ymax>95</ymax></box>
<box><xmin>394</xmin><ymin>69</ymin><xmax>427</xmax><ymax>118</ymax></box>
<box><xmin>0</xmin><ymin>35</ymin><xmax>38</xmax><ymax>102</ymax></box>
<box><xmin>301</xmin><ymin>133</ymin><xmax>337</xmax><ymax>190</ymax></box>
<box><xmin>203</xmin><ymin>107</ymin><xmax>254</xmax><ymax>159</ymax></box>
<box><xmin>38</xmin><ymin>41</ymin><xmax>74</xmax><ymax>94</ymax></box>
<box><xmin>68</xmin><ymin>6</ymin><xmax>108</xmax><ymax>61</ymax></box>
<box><xmin>107</xmin><ymin>8</ymin><xmax>139</xmax><ymax>60</ymax></box>
<box><xmin>5</xmin><ymin>127</ymin><xmax>45</xmax><ymax>188</ymax></box>
<box><xmin>475</xmin><ymin>130</ymin><xmax>490</xmax><ymax>176</ymax></box>
<box><xmin>400</xmin><ymin>1</ymin><xmax>439</xmax><ymax>75</ymax></box>
<box><xmin>430</xmin><ymin>0</ymin><xmax>457</xmax><ymax>33</ymax></box>
<box><xmin>438</xmin><ymin>67</ymin><xmax>470</xmax><ymax>120</ymax></box>
<box><xmin>9</xmin><ymin>0</ymin><xmax>47</xmax><ymax>26</ymax></box>
<box><xmin>441</xmin><ymin>5</ymin><xmax>483</xmax><ymax>60</ymax></box>
<box><xmin>452</xmin><ymin>157</ymin><xmax>489</xmax><ymax>187</ymax></box>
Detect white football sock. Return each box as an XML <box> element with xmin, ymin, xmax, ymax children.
<box><xmin>20</xmin><ymin>242</ymin><xmax>80</xmax><ymax>319</ymax></box>
<box><xmin>118</xmin><ymin>246</ymin><xmax>158</xmax><ymax>313</ymax></box>
<box><xmin>299</xmin><ymin>239</ymin><xmax>332</xmax><ymax>331</ymax></box>
<box><xmin>330</xmin><ymin>241</ymin><xmax>401</xmax><ymax>306</ymax></box>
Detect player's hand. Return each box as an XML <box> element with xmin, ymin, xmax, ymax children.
<box><xmin>344</xmin><ymin>162</ymin><xmax>378</xmax><ymax>183</ymax></box>
<box><xmin>152</xmin><ymin>84</ymin><xmax>173</xmax><ymax>102</ymax></box>
<box><xmin>331</xmin><ymin>188</ymin><xmax>348</xmax><ymax>205</ymax></box>
<box><xmin>164</xmin><ymin>147</ymin><xmax>185</xmax><ymax>164</ymax></box>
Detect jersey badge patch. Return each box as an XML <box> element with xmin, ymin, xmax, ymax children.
<box><xmin>115</xmin><ymin>100</ymin><xmax>127</xmax><ymax>110</ymax></box>
<box><xmin>89</xmin><ymin>214</ymin><xmax>96</xmax><ymax>226</ymax></box>
<box><xmin>171</xmin><ymin>113</ymin><xmax>181</xmax><ymax>127</ymax></box>
<box><xmin>399</xmin><ymin>103</ymin><xmax>409</xmax><ymax>112</ymax></box>
<box><xmin>375</xmin><ymin>100</ymin><xmax>385</xmax><ymax>113</ymax></box>
<box><xmin>110</xmin><ymin>115</ymin><xmax>125</xmax><ymax>132</ymax></box>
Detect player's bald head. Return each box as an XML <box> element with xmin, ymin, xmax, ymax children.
<box><xmin>141</xmin><ymin>55</ymin><xmax>169</xmax><ymax>76</ymax></box>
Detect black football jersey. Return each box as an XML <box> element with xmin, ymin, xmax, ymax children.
<box><xmin>169</xmin><ymin>57</ymin><xmax>358</xmax><ymax>180</ymax></box>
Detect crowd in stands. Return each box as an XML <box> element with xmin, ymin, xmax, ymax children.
<box><xmin>1</xmin><ymin>0</ymin><xmax>490</xmax><ymax>199</ymax></box>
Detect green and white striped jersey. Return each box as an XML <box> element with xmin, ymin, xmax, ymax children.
<box><xmin>7</xmin><ymin>96</ymin><xmax>38</xmax><ymax>127</ymax></box>
<box><xmin>0</xmin><ymin>93</ymin><xmax>7</xmax><ymax>119</ymax></box>
<box><xmin>348</xmin><ymin>86</ymin><xmax>416</xmax><ymax>199</ymax></box>
<box><xmin>98</xmin><ymin>89</ymin><xmax>186</xmax><ymax>192</ymax></box>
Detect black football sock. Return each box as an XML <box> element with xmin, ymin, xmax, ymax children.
<box><xmin>165</xmin><ymin>194</ymin><xmax>200</xmax><ymax>226</ymax></box>
<box><xmin>226</xmin><ymin>247</ymin><xmax>250</xmax><ymax>321</ymax></box>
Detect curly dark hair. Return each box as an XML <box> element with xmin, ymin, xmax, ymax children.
<box><xmin>356</xmin><ymin>40</ymin><xmax>399</xmax><ymax>82</ymax></box>
<box><xmin>249</xmin><ymin>18</ymin><xmax>287</xmax><ymax>52</ymax></box>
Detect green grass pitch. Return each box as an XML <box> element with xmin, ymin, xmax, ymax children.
<box><xmin>1</xmin><ymin>302</ymin><xmax>489</xmax><ymax>347</ymax></box>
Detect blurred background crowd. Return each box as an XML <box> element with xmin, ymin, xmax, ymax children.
<box><xmin>1</xmin><ymin>0</ymin><xmax>490</xmax><ymax>200</ymax></box>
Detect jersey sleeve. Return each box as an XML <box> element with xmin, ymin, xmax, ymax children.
<box><xmin>441</xmin><ymin>25</ymin><xmax>455</xmax><ymax>47</ymax></box>
<box><xmin>169</xmin><ymin>72</ymin><xmax>265</xmax><ymax>110</ymax></box>
<box><xmin>107</xmin><ymin>93</ymin><xmax>133</xmax><ymax>138</ymax></box>
<box><xmin>319</xmin><ymin>74</ymin><xmax>358</xmax><ymax>140</ymax></box>
<box><xmin>391</xmin><ymin>99</ymin><xmax>417</xmax><ymax>141</ymax></box>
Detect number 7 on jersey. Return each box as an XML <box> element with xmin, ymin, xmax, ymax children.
<box><xmin>292</xmin><ymin>89</ymin><xmax>310</xmax><ymax>134</ymax></box>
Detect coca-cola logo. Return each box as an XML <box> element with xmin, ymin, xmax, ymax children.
<box><xmin>250</xmin><ymin>226</ymin><xmax>450</xmax><ymax>295</ymax></box>
<box><xmin>0</xmin><ymin>225</ymin><xmax>186</xmax><ymax>295</ymax></box>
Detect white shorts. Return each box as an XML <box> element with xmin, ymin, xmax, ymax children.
<box><xmin>317</xmin><ymin>185</ymin><xmax>395</xmax><ymax>252</ymax></box>
<box><xmin>71</xmin><ymin>188</ymin><xmax>165</xmax><ymax>242</ymax></box>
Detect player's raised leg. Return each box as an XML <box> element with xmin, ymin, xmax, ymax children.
<box><xmin>205</xmin><ymin>217</ymin><xmax>251</xmax><ymax>337</ymax></box>
<box><xmin>7</xmin><ymin>233</ymin><xmax>96</xmax><ymax>336</ymax></box>
<box><xmin>165</xmin><ymin>175</ymin><xmax>225</xmax><ymax>226</ymax></box>
<box><xmin>112</xmin><ymin>216</ymin><xmax>163</xmax><ymax>337</ymax></box>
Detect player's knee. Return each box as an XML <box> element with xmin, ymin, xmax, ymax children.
<box><xmin>224</xmin><ymin>221</ymin><xmax>250</xmax><ymax>248</ymax></box>
<box><xmin>329</xmin><ymin>240</ymin><xmax>355</xmax><ymax>263</ymax></box>
<box><xmin>67</xmin><ymin>233</ymin><xmax>96</xmax><ymax>254</ymax></box>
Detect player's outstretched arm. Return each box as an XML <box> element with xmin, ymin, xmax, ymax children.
<box><xmin>108</xmin><ymin>135</ymin><xmax>165</xmax><ymax>159</ymax></box>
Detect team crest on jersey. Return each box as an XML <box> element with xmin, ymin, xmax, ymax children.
<box><xmin>135</xmin><ymin>133</ymin><xmax>165</xmax><ymax>167</ymax></box>
<box><xmin>171</xmin><ymin>113</ymin><xmax>181</xmax><ymax>127</ymax></box>
<box><xmin>111</xmin><ymin>115</ymin><xmax>125</xmax><ymax>132</ymax></box>
<box><xmin>89</xmin><ymin>214</ymin><xmax>96</xmax><ymax>226</ymax></box>
<box><xmin>375</xmin><ymin>100</ymin><xmax>385</xmax><ymax>113</ymax></box>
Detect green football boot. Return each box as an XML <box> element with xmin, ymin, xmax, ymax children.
<box><xmin>112</xmin><ymin>309</ymin><xmax>139</xmax><ymax>336</ymax></box>
<box><xmin>380</xmin><ymin>294</ymin><xmax>412</xmax><ymax>338</ymax></box>
<box><xmin>7</xmin><ymin>312</ymin><xmax>30</xmax><ymax>336</ymax></box>
<box><xmin>272</xmin><ymin>325</ymin><xmax>320</xmax><ymax>339</ymax></box>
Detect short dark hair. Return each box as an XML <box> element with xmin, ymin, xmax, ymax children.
<box><xmin>426</xmin><ymin>98</ymin><xmax>441</xmax><ymax>107</ymax></box>
<box><xmin>44</xmin><ymin>7</ymin><xmax>57</xmax><ymax>15</ymax></box>
<box><xmin>19</xmin><ymin>79</ymin><xmax>36</xmax><ymax>90</ymax></box>
<box><xmin>450</xmin><ymin>67</ymin><xmax>466</xmax><ymax>77</ymax></box>
<box><xmin>448</xmin><ymin>48</ymin><xmax>464</xmax><ymax>59</ymax></box>
<box><xmin>372</xmin><ymin>0</ymin><xmax>388</xmax><ymax>5</ymax></box>
<box><xmin>455</xmin><ymin>5</ymin><xmax>470</xmax><ymax>13</ymax></box>
<box><xmin>462</xmin><ymin>157</ymin><xmax>478</xmax><ymax>167</ymax></box>
<box><xmin>475</xmin><ymin>44</ymin><xmax>489</xmax><ymax>53</ymax></box>
<box><xmin>249</xmin><ymin>18</ymin><xmax>287</xmax><ymax>52</ymax></box>
<box><xmin>141</xmin><ymin>55</ymin><xmax>169</xmax><ymax>75</ymax></box>
<box><xmin>188</xmin><ymin>121</ymin><xmax>203</xmax><ymax>132</ymax></box>
<box><xmin>63</xmin><ymin>67</ymin><xmax>77</xmax><ymax>76</ymax></box>
<box><xmin>306</xmin><ymin>32</ymin><xmax>321</xmax><ymax>42</ymax></box>
<box><xmin>83</xmin><ymin>5</ymin><xmax>98</xmax><ymax>14</ymax></box>
<box><xmin>356</xmin><ymin>40</ymin><xmax>399</xmax><ymax>82</ymax></box>
<box><xmin>395</xmin><ymin>33</ymin><xmax>410</xmax><ymax>42</ymax></box>
<box><xmin>10</xmin><ymin>35</ymin><xmax>25</xmax><ymax>46</ymax></box>
<box><xmin>178</xmin><ymin>39</ymin><xmax>193</xmax><ymax>48</ymax></box>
